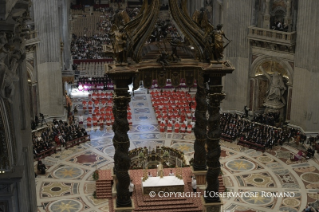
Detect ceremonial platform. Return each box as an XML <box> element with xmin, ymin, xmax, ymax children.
<box><xmin>93</xmin><ymin>167</ymin><xmax>226</xmax><ymax>211</ymax></box>
<box><xmin>142</xmin><ymin>176</ymin><xmax>185</xmax><ymax>194</ymax></box>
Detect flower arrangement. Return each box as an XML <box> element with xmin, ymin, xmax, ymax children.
<box><xmin>93</xmin><ymin>171</ymin><xmax>99</xmax><ymax>181</ymax></box>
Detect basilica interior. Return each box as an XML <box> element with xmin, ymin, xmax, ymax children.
<box><xmin>1</xmin><ymin>0</ymin><xmax>319</xmax><ymax>212</ymax></box>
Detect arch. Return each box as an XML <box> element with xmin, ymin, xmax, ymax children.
<box><xmin>250</xmin><ymin>55</ymin><xmax>293</xmax><ymax>85</ymax></box>
<box><xmin>270</xmin><ymin>6</ymin><xmax>287</xmax><ymax>17</ymax></box>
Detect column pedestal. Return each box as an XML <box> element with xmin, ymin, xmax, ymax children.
<box><xmin>201</xmin><ymin>197</ymin><xmax>223</xmax><ymax>212</ymax></box>
<box><xmin>114</xmin><ymin>198</ymin><xmax>135</xmax><ymax>212</ymax></box>
<box><xmin>191</xmin><ymin>166</ymin><xmax>207</xmax><ymax>186</ymax></box>
<box><xmin>112</xmin><ymin>168</ymin><xmax>117</xmax><ymax>197</ymax></box>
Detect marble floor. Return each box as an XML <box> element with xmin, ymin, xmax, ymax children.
<box><xmin>35</xmin><ymin>89</ymin><xmax>319</xmax><ymax>212</ymax></box>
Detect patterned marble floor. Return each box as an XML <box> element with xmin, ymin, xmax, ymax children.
<box><xmin>35</xmin><ymin>89</ymin><xmax>319</xmax><ymax>212</ymax></box>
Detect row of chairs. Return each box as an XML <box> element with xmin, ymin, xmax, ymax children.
<box><xmin>159</xmin><ymin>122</ymin><xmax>193</xmax><ymax>133</ymax></box>
<box><xmin>151</xmin><ymin>90</ymin><xmax>196</xmax><ymax>133</ymax></box>
<box><xmin>78</xmin><ymin>83</ymin><xmax>114</xmax><ymax>91</ymax></box>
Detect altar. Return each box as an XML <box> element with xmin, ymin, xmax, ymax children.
<box><xmin>142</xmin><ymin>176</ymin><xmax>185</xmax><ymax>194</ymax></box>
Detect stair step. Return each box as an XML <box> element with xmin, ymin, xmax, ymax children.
<box><xmin>133</xmin><ymin>204</ymin><xmax>200</xmax><ymax>211</ymax></box>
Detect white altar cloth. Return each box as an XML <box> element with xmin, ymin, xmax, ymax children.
<box><xmin>142</xmin><ymin>176</ymin><xmax>184</xmax><ymax>187</ymax></box>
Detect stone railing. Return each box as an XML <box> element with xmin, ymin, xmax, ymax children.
<box><xmin>248</xmin><ymin>26</ymin><xmax>296</xmax><ymax>45</ymax></box>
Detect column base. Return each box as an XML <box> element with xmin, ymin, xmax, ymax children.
<box><xmin>201</xmin><ymin>196</ymin><xmax>223</xmax><ymax>212</ymax></box>
<box><xmin>113</xmin><ymin>198</ymin><xmax>135</xmax><ymax>212</ymax></box>
<box><xmin>112</xmin><ymin>168</ymin><xmax>117</xmax><ymax>197</ymax></box>
<box><xmin>191</xmin><ymin>166</ymin><xmax>207</xmax><ymax>186</ymax></box>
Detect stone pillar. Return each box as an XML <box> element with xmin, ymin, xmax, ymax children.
<box><xmin>0</xmin><ymin>1</ymin><xmax>37</xmax><ymax>211</ymax></box>
<box><xmin>249</xmin><ymin>79</ymin><xmax>254</xmax><ymax>112</ymax></box>
<box><xmin>263</xmin><ymin>0</ymin><xmax>271</xmax><ymax>29</ymax></box>
<box><xmin>33</xmin><ymin>0</ymin><xmax>64</xmax><ymax>117</ymax></box>
<box><xmin>193</xmin><ymin>83</ymin><xmax>207</xmax><ymax>171</ymax></box>
<box><xmin>205</xmin><ymin>76</ymin><xmax>225</xmax><ymax>203</ymax></box>
<box><xmin>285</xmin><ymin>0</ymin><xmax>292</xmax><ymax>31</ymax></box>
<box><xmin>201</xmin><ymin>196</ymin><xmax>223</xmax><ymax>212</ymax></box>
<box><xmin>112</xmin><ymin>84</ymin><xmax>132</xmax><ymax>208</ymax></box>
<box><xmin>286</xmin><ymin>85</ymin><xmax>293</xmax><ymax>121</ymax></box>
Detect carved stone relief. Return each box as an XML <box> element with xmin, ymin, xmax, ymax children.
<box><xmin>0</xmin><ymin>9</ymin><xmax>29</xmax><ymax>171</ymax></box>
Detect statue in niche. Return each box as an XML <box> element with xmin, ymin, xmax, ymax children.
<box><xmin>260</xmin><ymin>65</ymin><xmax>286</xmax><ymax>105</ymax></box>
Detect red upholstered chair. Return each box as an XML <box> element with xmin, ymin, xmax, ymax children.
<box><xmin>93</xmin><ymin>117</ymin><xmax>98</xmax><ymax>126</ymax></box>
<box><xmin>160</xmin><ymin>123</ymin><xmax>165</xmax><ymax>133</ymax></box>
<box><xmin>99</xmin><ymin>118</ymin><xmax>104</xmax><ymax>127</ymax></box>
<box><xmin>180</xmin><ymin>123</ymin><xmax>186</xmax><ymax>133</ymax></box>
<box><xmin>128</xmin><ymin>115</ymin><xmax>132</xmax><ymax>125</ymax></box>
<box><xmin>167</xmin><ymin>123</ymin><xmax>173</xmax><ymax>133</ymax></box>
<box><xmin>82</xmin><ymin>101</ymin><xmax>87</xmax><ymax>110</ymax></box>
<box><xmin>88</xmin><ymin>101</ymin><xmax>93</xmax><ymax>110</ymax></box>
<box><xmin>87</xmin><ymin>117</ymin><xmax>92</xmax><ymax>127</ymax></box>
<box><xmin>106</xmin><ymin>118</ymin><xmax>111</xmax><ymax>126</ymax></box>
<box><xmin>174</xmin><ymin>123</ymin><xmax>180</xmax><ymax>133</ymax></box>
<box><xmin>187</xmin><ymin>124</ymin><xmax>192</xmax><ymax>133</ymax></box>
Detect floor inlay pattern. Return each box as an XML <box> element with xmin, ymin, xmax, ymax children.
<box><xmin>35</xmin><ymin>91</ymin><xmax>317</xmax><ymax>212</ymax></box>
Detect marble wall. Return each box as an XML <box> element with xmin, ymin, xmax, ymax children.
<box><xmin>38</xmin><ymin>62</ymin><xmax>64</xmax><ymax>116</ymax></box>
<box><xmin>220</xmin><ymin>0</ymin><xmax>255</xmax><ymax>111</ymax></box>
<box><xmin>197</xmin><ymin>0</ymin><xmax>319</xmax><ymax>132</ymax></box>
<box><xmin>33</xmin><ymin>0</ymin><xmax>65</xmax><ymax>117</ymax></box>
<box><xmin>289</xmin><ymin>0</ymin><xmax>319</xmax><ymax>132</ymax></box>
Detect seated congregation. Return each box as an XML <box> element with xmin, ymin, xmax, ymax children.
<box><xmin>32</xmin><ymin>119</ymin><xmax>89</xmax><ymax>160</ymax></box>
<box><xmin>220</xmin><ymin>113</ymin><xmax>318</xmax><ymax>156</ymax></box>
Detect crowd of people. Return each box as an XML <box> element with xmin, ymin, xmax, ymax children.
<box><xmin>71</xmin><ymin>34</ymin><xmax>110</xmax><ymax>59</ymax></box>
<box><xmin>271</xmin><ymin>20</ymin><xmax>289</xmax><ymax>31</ymax></box>
<box><xmin>220</xmin><ymin>113</ymin><xmax>316</xmax><ymax>152</ymax></box>
<box><xmin>32</xmin><ymin>120</ymin><xmax>88</xmax><ymax>159</ymax></box>
<box><xmin>252</xmin><ymin>112</ymin><xmax>280</xmax><ymax>126</ymax></box>
<box><xmin>78</xmin><ymin>76</ymin><xmax>114</xmax><ymax>91</ymax></box>
<box><xmin>149</xmin><ymin>19</ymin><xmax>181</xmax><ymax>43</ymax></box>
<box><xmin>71</xmin><ymin>6</ymin><xmax>141</xmax><ymax>60</ymax></box>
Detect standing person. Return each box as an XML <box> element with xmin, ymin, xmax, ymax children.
<box><xmin>244</xmin><ymin>106</ymin><xmax>249</xmax><ymax>118</ymax></box>
<box><xmin>129</xmin><ymin>179</ymin><xmax>134</xmax><ymax>197</ymax></box>
<box><xmin>192</xmin><ymin>176</ymin><xmax>197</xmax><ymax>192</ymax></box>
<box><xmin>168</xmin><ymin>170</ymin><xmax>174</xmax><ymax>176</ymax></box>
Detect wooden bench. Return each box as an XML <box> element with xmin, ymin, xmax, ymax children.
<box><xmin>221</xmin><ymin>134</ymin><xmax>234</xmax><ymax>142</ymax></box>
<box><xmin>65</xmin><ymin>135</ymin><xmax>90</xmax><ymax>149</ymax></box>
<box><xmin>36</xmin><ymin>147</ymin><xmax>56</xmax><ymax>159</ymax></box>
<box><xmin>238</xmin><ymin>139</ymin><xmax>265</xmax><ymax>152</ymax></box>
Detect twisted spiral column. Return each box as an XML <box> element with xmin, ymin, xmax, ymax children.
<box><xmin>193</xmin><ymin>83</ymin><xmax>207</xmax><ymax>170</ymax></box>
<box><xmin>205</xmin><ymin>85</ymin><xmax>225</xmax><ymax>203</ymax></box>
<box><xmin>112</xmin><ymin>88</ymin><xmax>132</xmax><ymax>207</ymax></box>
